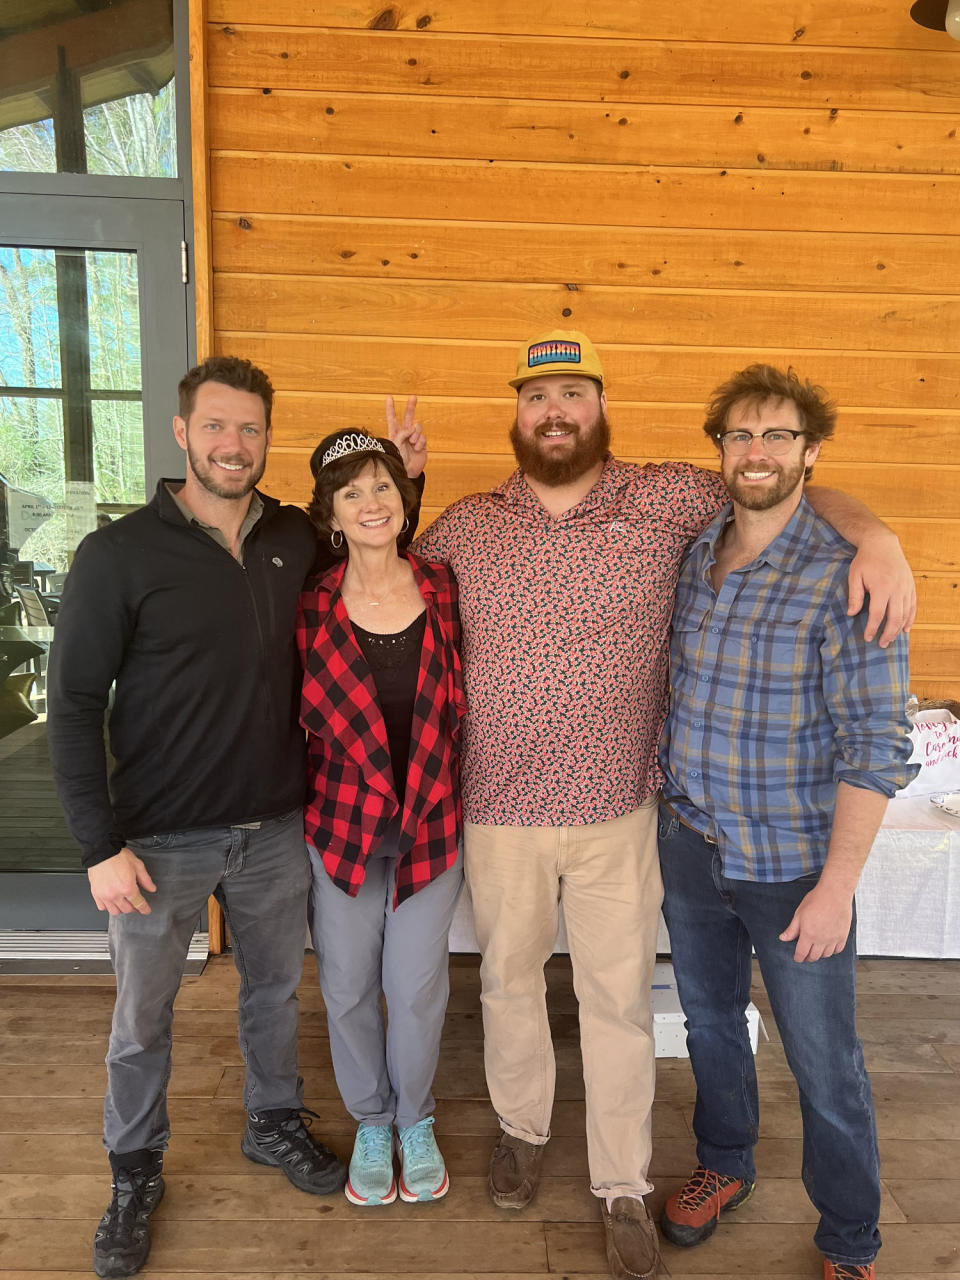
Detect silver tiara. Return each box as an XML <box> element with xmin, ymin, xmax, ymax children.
<box><xmin>321</xmin><ymin>432</ymin><xmax>386</xmax><ymax>469</ymax></box>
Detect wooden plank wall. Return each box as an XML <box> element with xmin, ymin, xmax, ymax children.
<box><xmin>199</xmin><ymin>0</ymin><xmax>960</xmax><ymax>695</ymax></box>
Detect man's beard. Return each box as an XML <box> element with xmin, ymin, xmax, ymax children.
<box><xmin>509</xmin><ymin>412</ymin><xmax>611</xmax><ymax>486</ymax></box>
<box><xmin>186</xmin><ymin>441</ymin><xmax>265</xmax><ymax>500</ymax></box>
<box><xmin>724</xmin><ymin>455</ymin><xmax>807</xmax><ymax>510</ymax></box>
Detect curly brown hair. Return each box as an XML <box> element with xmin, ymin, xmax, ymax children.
<box><xmin>703</xmin><ymin>364</ymin><xmax>836</xmax><ymax>481</ymax></box>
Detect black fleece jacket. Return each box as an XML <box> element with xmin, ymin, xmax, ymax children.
<box><xmin>47</xmin><ymin>480</ymin><xmax>322</xmax><ymax>867</ymax></box>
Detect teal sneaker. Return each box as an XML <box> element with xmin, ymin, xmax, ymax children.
<box><xmin>397</xmin><ymin>1116</ymin><xmax>449</xmax><ymax>1202</ymax></box>
<box><xmin>345</xmin><ymin>1123</ymin><xmax>396</xmax><ymax>1206</ymax></box>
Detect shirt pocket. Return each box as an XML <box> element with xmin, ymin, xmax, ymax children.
<box><xmin>669</xmin><ymin>602</ymin><xmax>711</xmax><ymax>664</ymax></box>
<box><xmin>745</xmin><ymin>610</ymin><xmax>810</xmax><ymax>668</ymax></box>
<box><xmin>737</xmin><ymin>609</ymin><xmax>813</xmax><ymax>719</ymax></box>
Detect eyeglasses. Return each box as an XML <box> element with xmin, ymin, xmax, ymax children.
<box><xmin>715</xmin><ymin>429</ymin><xmax>805</xmax><ymax>456</ymax></box>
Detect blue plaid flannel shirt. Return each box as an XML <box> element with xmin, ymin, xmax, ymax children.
<box><xmin>660</xmin><ymin>497</ymin><xmax>918</xmax><ymax>882</ymax></box>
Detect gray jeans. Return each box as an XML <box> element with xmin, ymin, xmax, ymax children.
<box><xmin>104</xmin><ymin>809</ymin><xmax>311</xmax><ymax>1156</ymax></box>
<box><xmin>309</xmin><ymin>844</ymin><xmax>463</xmax><ymax>1129</ymax></box>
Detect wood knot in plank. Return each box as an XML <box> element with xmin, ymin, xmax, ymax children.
<box><xmin>370</xmin><ymin>7</ymin><xmax>399</xmax><ymax>29</ymax></box>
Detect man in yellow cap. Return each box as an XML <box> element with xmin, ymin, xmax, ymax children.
<box><xmin>413</xmin><ymin>330</ymin><xmax>914</xmax><ymax>1280</ymax></box>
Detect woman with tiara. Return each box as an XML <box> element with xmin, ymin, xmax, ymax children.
<box><xmin>297</xmin><ymin>428</ymin><xmax>465</xmax><ymax>1207</ymax></box>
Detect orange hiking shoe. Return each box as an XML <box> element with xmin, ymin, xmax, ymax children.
<box><xmin>660</xmin><ymin>1163</ymin><xmax>755</xmax><ymax>1247</ymax></box>
<box><xmin>823</xmin><ymin>1263</ymin><xmax>876</xmax><ymax>1280</ymax></box>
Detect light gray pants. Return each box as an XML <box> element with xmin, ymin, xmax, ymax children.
<box><xmin>105</xmin><ymin>810</ymin><xmax>311</xmax><ymax>1156</ymax></box>
<box><xmin>309</xmin><ymin>845</ymin><xmax>463</xmax><ymax>1129</ymax></box>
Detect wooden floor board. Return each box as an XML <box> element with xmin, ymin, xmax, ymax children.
<box><xmin>0</xmin><ymin>1274</ymin><xmax>954</xmax><ymax>1280</ymax></box>
<box><xmin>0</xmin><ymin>1218</ymin><xmax>552</xmax><ymax>1272</ymax></box>
<box><xmin>883</xmin><ymin>1179</ymin><xmax>960</xmax><ymax>1224</ymax></box>
<box><xmin>1</xmin><ymin>1269</ymin><xmax>957</xmax><ymax>1280</ymax></box>
<box><xmin>0</xmin><ymin>731</ymin><xmax>81</xmax><ymax>873</ymax></box>
<box><xmin>1</xmin><ymin>955</ymin><xmax>958</xmax><ymax>1277</ymax></box>
<box><xmin>0</xmin><ymin>1064</ymin><xmax>225</xmax><ymax>1099</ymax></box>
<box><xmin>0</xmin><ymin>1173</ymin><xmax>598</xmax><ymax>1222</ymax></box>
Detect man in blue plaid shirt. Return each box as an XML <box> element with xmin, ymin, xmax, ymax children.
<box><xmin>657</xmin><ymin>365</ymin><xmax>918</xmax><ymax>1280</ymax></box>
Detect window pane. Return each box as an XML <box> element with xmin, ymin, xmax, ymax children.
<box><xmin>0</xmin><ymin>119</ymin><xmax>56</xmax><ymax>175</ymax></box>
<box><xmin>86</xmin><ymin>252</ymin><xmax>142</xmax><ymax>393</ymax></box>
<box><xmin>83</xmin><ymin>81</ymin><xmax>177</xmax><ymax>179</ymax></box>
<box><xmin>0</xmin><ymin>402</ymin><xmax>83</xmax><ymax>880</ymax></box>
<box><xmin>0</xmin><ymin>396</ymin><xmax>66</xmax><ymax>570</ymax></box>
<box><xmin>0</xmin><ymin>244</ymin><xmax>146</xmax><ymax>576</ymax></box>
<box><xmin>93</xmin><ymin>400</ymin><xmax>146</xmax><ymax>509</ymax></box>
<box><xmin>0</xmin><ymin>0</ymin><xmax>176</xmax><ymax>179</ymax></box>
<box><xmin>0</xmin><ymin>237</ymin><xmax>148</xmax><ymax>882</ymax></box>
<box><xmin>0</xmin><ymin>248</ymin><xmax>61</xmax><ymax>389</ymax></box>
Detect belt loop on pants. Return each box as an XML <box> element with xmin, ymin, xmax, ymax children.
<box><xmin>661</xmin><ymin>799</ymin><xmax>718</xmax><ymax>846</ymax></box>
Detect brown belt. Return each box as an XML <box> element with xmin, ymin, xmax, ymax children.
<box><xmin>661</xmin><ymin>799</ymin><xmax>718</xmax><ymax>846</ymax></box>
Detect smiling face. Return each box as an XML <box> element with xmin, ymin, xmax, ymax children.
<box><xmin>330</xmin><ymin>460</ymin><xmax>406</xmax><ymax>553</ymax></box>
<box><xmin>173</xmin><ymin>380</ymin><xmax>270</xmax><ymax>501</ymax></box>
<box><xmin>510</xmin><ymin>374</ymin><xmax>610</xmax><ymax>485</ymax></box>
<box><xmin>720</xmin><ymin>397</ymin><xmax>820</xmax><ymax>512</ymax></box>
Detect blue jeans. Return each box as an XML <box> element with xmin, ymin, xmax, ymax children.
<box><xmin>104</xmin><ymin>810</ymin><xmax>311</xmax><ymax>1155</ymax></box>
<box><xmin>658</xmin><ymin>805</ymin><xmax>881</xmax><ymax>1267</ymax></box>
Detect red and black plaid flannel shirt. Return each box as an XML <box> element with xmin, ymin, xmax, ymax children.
<box><xmin>297</xmin><ymin>553</ymin><xmax>466</xmax><ymax>907</ymax></box>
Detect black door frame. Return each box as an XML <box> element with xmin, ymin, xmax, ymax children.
<box><xmin>0</xmin><ymin>0</ymin><xmax>196</xmax><ymax>937</ymax></box>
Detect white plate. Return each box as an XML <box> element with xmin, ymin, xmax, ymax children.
<box><xmin>929</xmin><ymin>792</ymin><xmax>960</xmax><ymax>818</ymax></box>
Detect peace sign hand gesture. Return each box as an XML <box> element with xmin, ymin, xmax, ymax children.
<box><xmin>386</xmin><ymin>394</ymin><xmax>427</xmax><ymax>479</ymax></box>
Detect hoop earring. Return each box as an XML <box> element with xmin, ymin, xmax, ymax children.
<box><xmin>330</xmin><ymin>529</ymin><xmax>344</xmax><ymax>549</ymax></box>
<box><xmin>401</xmin><ymin>517</ymin><xmax>410</xmax><ymax>533</ymax></box>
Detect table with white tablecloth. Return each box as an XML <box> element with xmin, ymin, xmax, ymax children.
<box><xmin>853</xmin><ymin>794</ymin><xmax>960</xmax><ymax>958</ymax></box>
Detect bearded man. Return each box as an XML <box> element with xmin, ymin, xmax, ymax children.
<box><xmin>413</xmin><ymin>332</ymin><xmax>914</xmax><ymax>1280</ymax></box>
<box><xmin>48</xmin><ymin>357</ymin><xmax>426</xmax><ymax>1278</ymax></box>
<box><xmin>657</xmin><ymin>366</ymin><xmax>916</xmax><ymax>1280</ymax></box>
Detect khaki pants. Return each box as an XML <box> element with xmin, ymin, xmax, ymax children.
<box><xmin>464</xmin><ymin>798</ymin><xmax>662</xmax><ymax>1199</ymax></box>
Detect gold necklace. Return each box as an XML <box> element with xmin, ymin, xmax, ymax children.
<box><xmin>343</xmin><ymin>576</ymin><xmax>402</xmax><ymax>608</ymax></box>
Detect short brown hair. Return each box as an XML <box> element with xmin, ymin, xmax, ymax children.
<box><xmin>308</xmin><ymin>432</ymin><xmax>418</xmax><ymax>555</ymax></box>
<box><xmin>178</xmin><ymin>356</ymin><xmax>274</xmax><ymax>428</ymax></box>
<box><xmin>703</xmin><ymin>364</ymin><xmax>836</xmax><ymax>480</ymax></box>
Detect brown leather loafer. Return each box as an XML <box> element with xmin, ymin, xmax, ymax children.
<box><xmin>487</xmin><ymin>1132</ymin><xmax>545</xmax><ymax>1209</ymax></box>
<box><xmin>601</xmin><ymin>1196</ymin><xmax>661</xmax><ymax>1280</ymax></box>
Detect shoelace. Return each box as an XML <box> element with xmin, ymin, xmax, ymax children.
<box><xmin>399</xmin><ymin>1117</ymin><xmax>436</xmax><ymax>1170</ymax></box>
<box><xmin>259</xmin><ymin>1107</ymin><xmax>324</xmax><ymax>1149</ymax></box>
<box><xmin>100</xmin><ymin>1169</ymin><xmax>157</xmax><ymax>1241</ymax></box>
<box><xmin>356</xmin><ymin>1125</ymin><xmax>392</xmax><ymax>1159</ymax></box>
<box><xmin>830</xmin><ymin>1267</ymin><xmax>873</xmax><ymax>1280</ymax></box>
<box><xmin>254</xmin><ymin>1107</ymin><xmax>336</xmax><ymax>1169</ymax></box>
<box><xmin>674</xmin><ymin>1165</ymin><xmax>731</xmax><ymax>1210</ymax></box>
<box><xmin>279</xmin><ymin>1106</ymin><xmax>321</xmax><ymax>1134</ymax></box>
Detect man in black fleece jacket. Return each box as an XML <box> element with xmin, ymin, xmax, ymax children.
<box><xmin>47</xmin><ymin>356</ymin><xmax>424</xmax><ymax>1279</ymax></box>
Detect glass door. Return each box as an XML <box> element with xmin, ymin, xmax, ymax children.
<box><xmin>0</xmin><ymin>194</ymin><xmax>189</xmax><ymax>947</ymax></box>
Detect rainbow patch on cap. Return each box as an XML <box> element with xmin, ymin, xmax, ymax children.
<box><xmin>528</xmin><ymin>339</ymin><xmax>581</xmax><ymax>368</ymax></box>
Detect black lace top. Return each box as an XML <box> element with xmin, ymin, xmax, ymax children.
<box><xmin>353</xmin><ymin>612</ymin><xmax>427</xmax><ymax>804</ymax></box>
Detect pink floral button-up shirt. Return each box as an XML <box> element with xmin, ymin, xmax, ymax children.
<box><xmin>413</xmin><ymin>457</ymin><xmax>725</xmax><ymax>826</ymax></box>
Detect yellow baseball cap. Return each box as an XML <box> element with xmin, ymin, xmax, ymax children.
<box><xmin>508</xmin><ymin>329</ymin><xmax>604</xmax><ymax>389</ymax></box>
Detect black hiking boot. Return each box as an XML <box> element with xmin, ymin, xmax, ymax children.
<box><xmin>93</xmin><ymin>1151</ymin><xmax>164</xmax><ymax>1278</ymax></box>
